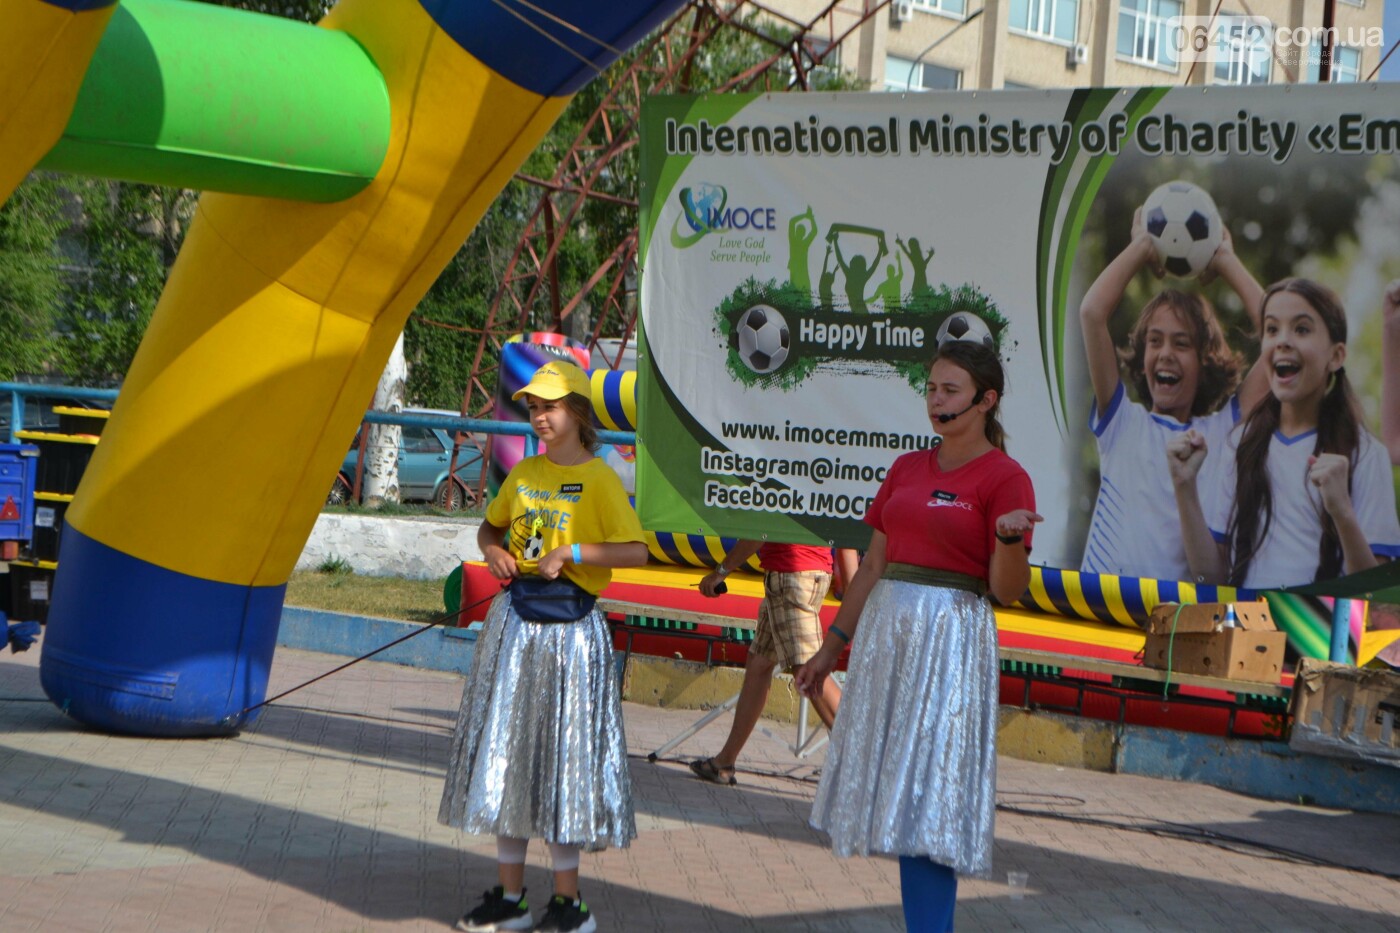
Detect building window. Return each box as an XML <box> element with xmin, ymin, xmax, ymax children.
<box><xmin>1331</xmin><ymin>46</ymin><xmax>1362</xmax><ymax>82</ymax></box>
<box><xmin>1009</xmin><ymin>0</ymin><xmax>1079</xmax><ymax>44</ymax></box>
<box><xmin>1212</xmin><ymin>14</ymin><xmax>1272</xmax><ymax>85</ymax></box>
<box><xmin>912</xmin><ymin>0</ymin><xmax>968</xmax><ymax>16</ymax></box>
<box><xmin>884</xmin><ymin>55</ymin><xmax>962</xmax><ymax>91</ymax></box>
<box><xmin>1306</xmin><ymin>44</ymin><xmax>1362</xmax><ymax>82</ymax></box>
<box><xmin>1116</xmin><ymin>0</ymin><xmax>1181</xmax><ymax>69</ymax></box>
<box><xmin>1304</xmin><ymin>41</ymin><xmax>1360</xmax><ymax>81</ymax></box>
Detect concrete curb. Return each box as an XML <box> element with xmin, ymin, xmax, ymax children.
<box><xmin>278</xmin><ymin>606</ymin><xmax>479</xmax><ymax>676</ymax></box>
<box><xmin>1116</xmin><ymin>725</ymin><xmax>1400</xmax><ymax>813</ymax></box>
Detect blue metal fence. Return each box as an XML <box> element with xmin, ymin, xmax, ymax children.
<box><xmin>1</xmin><ymin>382</ymin><xmax>636</xmax><ymax>448</ymax></box>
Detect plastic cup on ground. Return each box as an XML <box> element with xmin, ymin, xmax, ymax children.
<box><xmin>1007</xmin><ymin>870</ymin><xmax>1029</xmax><ymax>899</ymax></box>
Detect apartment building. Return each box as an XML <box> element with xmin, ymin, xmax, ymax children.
<box><xmin>774</xmin><ymin>0</ymin><xmax>1385</xmax><ymax>91</ymax></box>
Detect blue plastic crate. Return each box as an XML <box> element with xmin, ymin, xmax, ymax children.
<box><xmin>0</xmin><ymin>444</ymin><xmax>39</xmax><ymax>542</ymax></box>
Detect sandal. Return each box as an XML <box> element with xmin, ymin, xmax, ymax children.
<box><xmin>689</xmin><ymin>757</ymin><xmax>737</xmax><ymax>786</ymax></box>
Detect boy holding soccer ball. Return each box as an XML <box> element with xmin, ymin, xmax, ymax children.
<box><xmin>1079</xmin><ymin>207</ymin><xmax>1269</xmax><ymax>582</ymax></box>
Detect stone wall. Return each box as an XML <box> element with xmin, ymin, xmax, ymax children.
<box><xmin>297</xmin><ymin>513</ymin><xmax>483</xmax><ymax>580</ymax></box>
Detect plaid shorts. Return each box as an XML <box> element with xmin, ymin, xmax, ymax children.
<box><xmin>749</xmin><ymin>570</ymin><xmax>831</xmax><ymax>669</ymax></box>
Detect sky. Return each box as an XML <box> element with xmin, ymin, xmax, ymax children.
<box><xmin>1383</xmin><ymin>3</ymin><xmax>1399</xmax><ymax>81</ymax></box>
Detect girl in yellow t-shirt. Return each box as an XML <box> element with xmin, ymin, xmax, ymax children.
<box><xmin>439</xmin><ymin>360</ymin><xmax>647</xmax><ymax>933</ymax></box>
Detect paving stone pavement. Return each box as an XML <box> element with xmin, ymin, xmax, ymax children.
<box><xmin>2</xmin><ymin>645</ymin><xmax>1399</xmax><ymax>932</ymax></box>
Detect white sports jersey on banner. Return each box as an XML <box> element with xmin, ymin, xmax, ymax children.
<box><xmin>1082</xmin><ymin>382</ymin><xmax>1238</xmax><ymax>579</ymax></box>
<box><xmin>1205</xmin><ymin>429</ymin><xmax>1400</xmax><ymax>590</ymax></box>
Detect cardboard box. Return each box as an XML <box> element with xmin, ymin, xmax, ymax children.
<box><xmin>1290</xmin><ymin>658</ymin><xmax>1400</xmax><ymax>766</ymax></box>
<box><xmin>1143</xmin><ymin>601</ymin><xmax>1286</xmax><ymax>684</ymax></box>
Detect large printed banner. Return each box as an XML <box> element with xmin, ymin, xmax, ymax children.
<box><xmin>636</xmin><ymin>86</ymin><xmax>1400</xmax><ymax>604</ymax></box>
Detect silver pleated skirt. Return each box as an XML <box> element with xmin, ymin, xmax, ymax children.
<box><xmin>437</xmin><ymin>590</ymin><xmax>635</xmax><ymax>851</ymax></box>
<box><xmin>810</xmin><ymin>579</ymin><xmax>998</xmax><ymax>877</ymax></box>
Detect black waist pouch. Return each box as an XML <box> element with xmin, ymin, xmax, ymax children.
<box><xmin>509</xmin><ymin>576</ymin><xmax>597</xmax><ymax>623</ymax></box>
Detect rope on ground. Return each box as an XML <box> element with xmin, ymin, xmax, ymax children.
<box><xmin>223</xmin><ymin>587</ymin><xmax>504</xmax><ymax>724</ymax></box>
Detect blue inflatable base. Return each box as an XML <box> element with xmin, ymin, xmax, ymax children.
<box><xmin>39</xmin><ymin>526</ymin><xmax>286</xmax><ymax>737</ymax></box>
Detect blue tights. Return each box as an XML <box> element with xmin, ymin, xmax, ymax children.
<box><xmin>898</xmin><ymin>856</ymin><xmax>957</xmax><ymax>932</ymax></box>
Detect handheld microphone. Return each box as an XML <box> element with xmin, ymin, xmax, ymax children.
<box><xmin>936</xmin><ymin>403</ymin><xmax>977</xmax><ymax>424</ymax></box>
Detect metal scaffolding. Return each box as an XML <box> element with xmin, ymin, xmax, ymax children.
<box><xmin>454</xmin><ymin>1</ymin><xmax>889</xmax><ymax>417</ymax></box>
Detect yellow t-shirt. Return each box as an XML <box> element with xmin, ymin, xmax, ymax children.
<box><xmin>486</xmin><ymin>454</ymin><xmax>645</xmax><ymax>595</ymax></box>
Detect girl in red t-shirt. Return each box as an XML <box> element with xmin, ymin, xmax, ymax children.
<box><xmin>797</xmin><ymin>340</ymin><xmax>1041</xmax><ymax>932</ymax></box>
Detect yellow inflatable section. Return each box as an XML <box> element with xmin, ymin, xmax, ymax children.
<box><xmin>69</xmin><ymin>0</ymin><xmax>568</xmax><ymax>583</ymax></box>
<box><xmin>0</xmin><ymin>0</ymin><xmax>116</xmax><ymax>202</ymax></box>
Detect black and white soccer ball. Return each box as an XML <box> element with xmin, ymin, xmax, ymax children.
<box><xmin>935</xmin><ymin>311</ymin><xmax>995</xmax><ymax>351</ymax></box>
<box><xmin>735</xmin><ymin>304</ymin><xmax>791</xmax><ymax>374</ymax></box>
<box><xmin>521</xmin><ymin>533</ymin><xmax>544</xmax><ymax>561</ymax></box>
<box><xmin>1142</xmin><ymin>181</ymin><xmax>1222</xmax><ymax>279</ymax></box>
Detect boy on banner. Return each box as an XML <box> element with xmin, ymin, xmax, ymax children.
<box><xmin>1079</xmin><ymin>210</ymin><xmax>1268</xmax><ymax>581</ymax></box>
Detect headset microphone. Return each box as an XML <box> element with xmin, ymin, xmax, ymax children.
<box><xmin>936</xmin><ymin>403</ymin><xmax>977</xmax><ymax>424</ymax></box>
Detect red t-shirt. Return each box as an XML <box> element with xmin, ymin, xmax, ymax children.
<box><xmin>757</xmin><ymin>542</ymin><xmax>833</xmax><ymax>573</ymax></box>
<box><xmin>866</xmin><ymin>448</ymin><xmax>1035</xmax><ymax>580</ymax></box>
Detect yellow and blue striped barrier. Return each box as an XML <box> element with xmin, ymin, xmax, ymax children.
<box><xmin>1017</xmin><ymin>566</ymin><xmax>1244</xmax><ymax>629</ymax></box>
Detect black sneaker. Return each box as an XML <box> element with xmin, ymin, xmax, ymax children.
<box><xmin>456</xmin><ymin>886</ymin><xmax>533</xmax><ymax>932</ymax></box>
<box><xmin>532</xmin><ymin>894</ymin><xmax>597</xmax><ymax>933</ymax></box>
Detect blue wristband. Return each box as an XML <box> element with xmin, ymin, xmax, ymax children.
<box><xmin>571</xmin><ymin>543</ymin><xmax>583</xmax><ymax>565</ymax></box>
<box><xmin>828</xmin><ymin>624</ymin><xmax>851</xmax><ymax>644</ymax></box>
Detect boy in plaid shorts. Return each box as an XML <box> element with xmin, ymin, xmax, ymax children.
<box><xmin>688</xmin><ymin>541</ymin><xmax>858</xmax><ymax>785</ymax></box>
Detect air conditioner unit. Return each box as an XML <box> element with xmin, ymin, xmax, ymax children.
<box><xmin>893</xmin><ymin>0</ymin><xmax>915</xmax><ymax>24</ymax></box>
<box><xmin>1067</xmin><ymin>44</ymin><xmax>1088</xmax><ymax>67</ymax></box>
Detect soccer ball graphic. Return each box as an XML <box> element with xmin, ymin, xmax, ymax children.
<box><xmin>521</xmin><ymin>532</ymin><xmax>544</xmax><ymax>561</ymax></box>
<box><xmin>1142</xmin><ymin>181</ymin><xmax>1222</xmax><ymax>279</ymax></box>
<box><xmin>735</xmin><ymin>304</ymin><xmax>791</xmax><ymax>374</ymax></box>
<box><xmin>935</xmin><ymin>311</ymin><xmax>995</xmax><ymax>351</ymax></box>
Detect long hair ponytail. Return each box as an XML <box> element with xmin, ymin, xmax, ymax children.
<box><xmin>1312</xmin><ymin>366</ymin><xmax>1360</xmax><ymax>579</ymax></box>
<box><xmin>563</xmin><ymin>393</ymin><xmax>600</xmax><ymax>452</ymax></box>
<box><xmin>931</xmin><ymin>340</ymin><xmax>1007</xmax><ymax>451</ymax></box>
<box><xmin>1227</xmin><ymin>396</ymin><xmax>1278</xmax><ymax>585</ymax></box>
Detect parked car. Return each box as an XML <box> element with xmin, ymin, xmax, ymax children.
<box><xmin>328</xmin><ymin>409</ymin><xmax>485</xmax><ymax>510</ymax></box>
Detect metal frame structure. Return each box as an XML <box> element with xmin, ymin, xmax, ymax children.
<box><xmin>455</xmin><ymin>1</ymin><xmax>890</xmax><ymax>420</ymax></box>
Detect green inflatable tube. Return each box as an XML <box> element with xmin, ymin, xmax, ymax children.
<box><xmin>37</xmin><ymin>0</ymin><xmax>389</xmax><ymax>203</ymax></box>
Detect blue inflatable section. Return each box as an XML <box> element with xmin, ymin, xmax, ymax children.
<box><xmin>39</xmin><ymin>526</ymin><xmax>285</xmax><ymax>736</ymax></box>
<box><xmin>40</xmin><ymin>0</ymin><xmax>119</xmax><ymax>10</ymax></box>
<box><xmin>417</xmin><ymin>0</ymin><xmax>685</xmax><ymax>96</ymax></box>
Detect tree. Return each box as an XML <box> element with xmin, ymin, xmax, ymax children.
<box><xmin>55</xmin><ymin>181</ymin><xmax>187</xmax><ymax>384</ymax></box>
<box><xmin>0</xmin><ymin>174</ymin><xmax>67</xmax><ymax>380</ymax></box>
<box><xmin>363</xmin><ymin>334</ymin><xmax>406</xmax><ymax>505</ymax></box>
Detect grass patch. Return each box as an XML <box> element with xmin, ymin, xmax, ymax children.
<box><xmin>285</xmin><ymin>570</ymin><xmax>449</xmax><ymax>623</ymax></box>
<box><xmin>316</xmin><ymin>554</ymin><xmax>354</xmax><ymax>575</ymax></box>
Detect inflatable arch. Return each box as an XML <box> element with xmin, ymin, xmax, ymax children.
<box><xmin>2</xmin><ymin>0</ymin><xmax>687</xmax><ymax>736</ymax></box>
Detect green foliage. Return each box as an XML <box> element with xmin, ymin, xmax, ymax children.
<box><xmin>196</xmin><ymin>0</ymin><xmax>331</xmax><ymax>22</ymax></box>
<box><xmin>55</xmin><ymin>182</ymin><xmax>189</xmax><ymax>383</ymax></box>
<box><xmin>316</xmin><ymin>554</ymin><xmax>354</xmax><ymax>575</ymax></box>
<box><xmin>0</xmin><ymin>175</ymin><xmax>67</xmax><ymax>380</ymax></box>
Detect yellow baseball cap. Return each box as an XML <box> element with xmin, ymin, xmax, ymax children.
<box><xmin>512</xmin><ymin>360</ymin><xmax>591</xmax><ymax>401</ymax></box>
